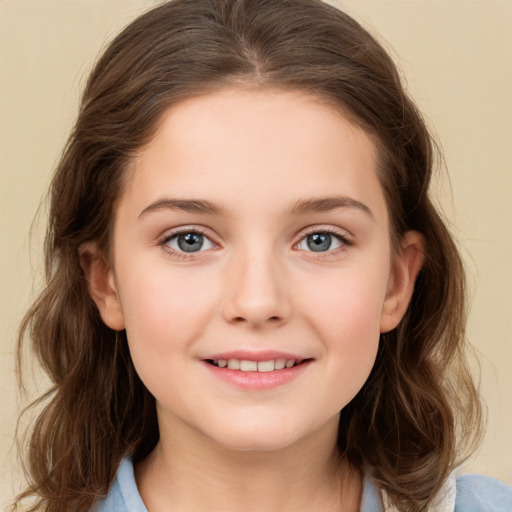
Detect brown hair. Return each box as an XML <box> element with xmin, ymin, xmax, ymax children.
<box><xmin>14</xmin><ymin>0</ymin><xmax>482</xmax><ymax>510</ymax></box>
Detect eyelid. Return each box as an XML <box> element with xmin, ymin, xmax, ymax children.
<box><xmin>299</xmin><ymin>225</ymin><xmax>352</xmax><ymax>242</ymax></box>
<box><xmin>294</xmin><ymin>226</ymin><xmax>352</xmax><ymax>253</ymax></box>
<box><xmin>158</xmin><ymin>226</ymin><xmax>219</xmax><ymax>257</ymax></box>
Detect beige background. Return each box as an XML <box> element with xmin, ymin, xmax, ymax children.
<box><xmin>1</xmin><ymin>0</ymin><xmax>511</xmax><ymax>507</ymax></box>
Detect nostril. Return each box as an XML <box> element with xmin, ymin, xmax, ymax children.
<box><xmin>232</xmin><ymin>315</ymin><xmax>283</xmax><ymax>325</ymax></box>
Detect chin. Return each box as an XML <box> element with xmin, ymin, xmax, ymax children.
<box><xmin>203</xmin><ymin>415</ymin><xmax>321</xmax><ymax>453</ymax></box>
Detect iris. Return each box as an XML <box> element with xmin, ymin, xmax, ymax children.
<box><xmin>306</xmin><ymin>233</ymin><xmax>332</xmax><ymax>252</ymax></box>
<box><xmin>178</xmin><ymin>233</ymin><xmax>204</xmax><ymax>252</ymax></box>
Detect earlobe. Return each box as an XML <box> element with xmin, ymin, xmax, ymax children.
<box><xmin>79</xmin><ymin>243</ymin><xmax>125</xmax><ymax>331</ymax></box>
<box><xmin>380</xmin><ymin>231</ymin><xmax>426</xmax><ymax>333</ymax></box>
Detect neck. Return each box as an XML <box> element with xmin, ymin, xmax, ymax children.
<box><xmin>135</xmin><ymin>415</ymin><xmax>362</xmax><ymax>512</ymax></box>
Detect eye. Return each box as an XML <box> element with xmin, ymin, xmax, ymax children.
<box><xmin>296</xmin><ymin>231</ymin><xmax>347</xmax><ymax>253</ymax></box>
<box><xmin>163</xmin><ymin>231</ymin><xmax>214</xmax><ymax>253</ymax></box>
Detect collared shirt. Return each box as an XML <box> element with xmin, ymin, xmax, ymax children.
<box><xmin>96</xmin><ymin>458</ymin><xmax>512</xmax><ymax>511</ymax></box>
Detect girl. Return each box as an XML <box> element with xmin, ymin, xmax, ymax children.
<box><xmin>13</xmin><ymin>0</ymin><xmax>512</xmax><ymax>511</ymax></box>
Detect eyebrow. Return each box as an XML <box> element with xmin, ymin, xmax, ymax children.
<box><xmin>138</xmin><ymin>198</ymin><xmax>228</xmax><ymax>219</ymax></box>
<box><xmin>289</xmin><ymin>196</ymin><xmax>375</xmax><ymax>219</ymax></box>
<box><xmin>138</xmin><ymin>195</ymin><xmax>374</xmax><ymax>220</ymax></box>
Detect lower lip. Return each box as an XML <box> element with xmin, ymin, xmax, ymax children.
<box><xmin>202</xmin><ymin>360</ymin><xmax>312</xmax><ymax>390</ymax></box>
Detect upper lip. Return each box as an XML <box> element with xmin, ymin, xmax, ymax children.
<box><xmin>201</xmin><ymin>350</ymin><xmax>309</xmax><ymax>362</ymax></box>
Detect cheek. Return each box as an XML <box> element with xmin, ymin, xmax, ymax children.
<box><xmin>297</xmin><ymin>264</ymin><xmax>388</xmax><ymax>391</ymax></box>
<box><xmin>300</xmin><ymin>263</ymin><xmax>389</xmax><ymax>334</ymax></box>
<box><xmin>114</xmin><ymin>267</ymin><xmax>221</xmax><ymax>407</ymax></box>
<box><xmin>115</xmin><ymin>265</ymin><xmax>218</xmax><ymax>356</ymax></box>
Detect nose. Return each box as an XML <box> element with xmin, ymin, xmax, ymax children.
<box><xmin>222</xmin><ymin>247</ymin><xmax>291</xmax><ymax>328</ymax></box>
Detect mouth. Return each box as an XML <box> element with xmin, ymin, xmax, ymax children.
<box><xmin>202</xmin><ymin>354</ymin><xmax>313</xmax><ymax>389</ymax></box>
<box><xmin>204</xmin><ymin>358</ymin><xmax>310</xmax><ymax>372</ymax></box>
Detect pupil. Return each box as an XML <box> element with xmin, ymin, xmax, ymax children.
<box><xmin>178</xmin><ymin>233</ymin><xmax>203</xmax><ymax>252</ymax></box>
<box><xmin>307</xmin><ymin>233</ymin><xmax>331</xmax><ymax>252</ymax></box>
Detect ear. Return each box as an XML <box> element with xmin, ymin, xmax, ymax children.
<box><xmin>380</xmin><ymin>231</ymin><xmax>426</xmax><ymax>333</ymax></box>
<box><xmin>79</xmin><ymin>242</ymin><xmax>125</xmax><ymax>331</ymax></box>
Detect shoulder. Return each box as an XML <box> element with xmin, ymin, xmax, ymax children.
<box><xmin>363</xmin><ymin>471</ymin><xmax>512</xmax><ymax>512</ymax></box>
<box><xmin>454</xmin><ymin>474</ymin><xmax>512</xmax><ymax>512</ymax></box>
<box><xmin>94</xmin><ymin>458</ymin><xmax>148</xmax><ymax>512</ymax></box>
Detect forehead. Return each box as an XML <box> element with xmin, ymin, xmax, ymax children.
<box><xmin>122</xmin><ymin>87</ymin><xmax>387</xmax><ymax>223</ymax></box>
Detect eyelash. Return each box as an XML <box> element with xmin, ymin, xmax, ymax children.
<box><xmin>159</xmin><ymin>228</ymin><xmax>213</xmax><ymax>260</ymax></box>
<box><xmin>158</xmin><ymin>226</ymin><xmax>352</xmax><ymax>259</ymax></box>
<box><xmin>297</xmin><ymin>227</ymin><xmax>352</xmax><ymax>256</ymax></box>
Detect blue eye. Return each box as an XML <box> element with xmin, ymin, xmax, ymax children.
<box><xmin>164</xmin><ymin>231</ymin><xmax>214</xmax><ymax>253</ymax></box>
<box><xmin>297</xmin><ymin>232</ymin><xmax>346</xmax><ymax>252</ymax></box>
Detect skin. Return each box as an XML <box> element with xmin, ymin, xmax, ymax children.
<box><xmin>84</xmin><ymin>88</ymin><xmax>425</xmax><ymax>511</ymax></box>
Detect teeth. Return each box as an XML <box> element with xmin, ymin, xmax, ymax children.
<box><xmin>212</xmin><ymin>358</ymin><xmax>299</xmax><ymax>371</ymax></box>
<box><xmin>240</xmin><ymin>360</ymin><xmax>258</xmax><ymax>371</ymax></box>
<box><xmin>257</xmin><ymin>360</ymin><xmax>275</xmax><ymax>372</ymax></box>
<box><xmin>227</xmin><ymin>359</ymin><xmax>240</xmax><ymax>370</ymax></box>
<box><xmin>275</xmin><ymin>359</ymin><xmax>286</xmax><ymax>370</ymax></box>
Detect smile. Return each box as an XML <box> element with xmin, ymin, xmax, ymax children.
<box><xmin>205</xmin><ymin>358</ymin><xmax>302</xmax><ymax>372</ymax></box>
<box><xmin>202</xmin><ymin>352</ymin><xmax>313</xmax><ymax>389</ymax></box>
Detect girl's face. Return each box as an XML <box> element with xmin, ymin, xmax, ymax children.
<box><xmin>89</xmin><ymin>88</ymin><xmax>423</xmax><ymax>452</ymax></box>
